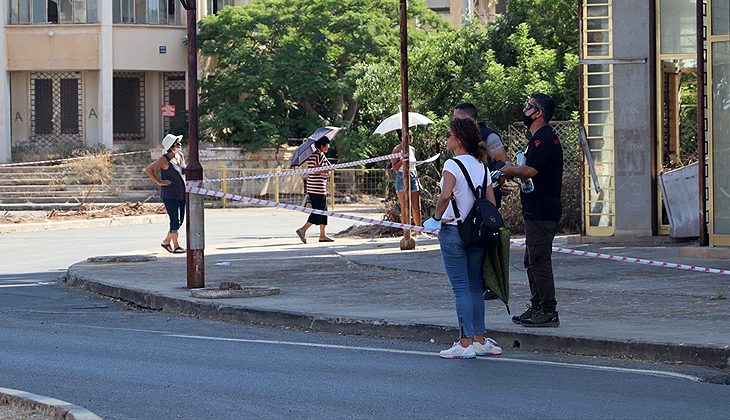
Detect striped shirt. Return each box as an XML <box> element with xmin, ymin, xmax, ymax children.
<box><xmin>305</xmin><ymin>150</ymin><xmax>329</xmax><ymax>195</ymax></box>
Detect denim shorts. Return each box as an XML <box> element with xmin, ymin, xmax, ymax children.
<box><xmin>395</xmin><ymin>171</ymin><xmax>420</xmax><ymax>193</ymax></box>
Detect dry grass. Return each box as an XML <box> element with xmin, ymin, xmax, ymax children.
<box><xmin>63</xmin><ymin>149</ymin><xmax>115</xmax><ymax>186</ymax></box>
<box><xmin>0</xmin><ymin>400</ymin><xmax>56</xmax><ymax>420</ymax></box>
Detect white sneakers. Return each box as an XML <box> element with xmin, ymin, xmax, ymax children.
<box><xmin>416</xmin><ymin>232</ymin><xmax>432</xmax><ymax>240</ymax></box>
<box><xmin>440</xmin><ymin>338</ymin><xmax>502</xmax><ymax>359</ymax></box>
<box><xmin>472</xmin><ymin>338</ymin><xmax>502</xmax><ymax>356</ymax></box>
<box><xmin>440</xmin><ymin>342</ymin><xmax>476</xmax><ymax>359</ymax></box>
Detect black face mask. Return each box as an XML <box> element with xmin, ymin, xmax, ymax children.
<box><xmin>523</xmin><ymin>111</ymin><xmax>535</xmax><ymax>129</ymax></box>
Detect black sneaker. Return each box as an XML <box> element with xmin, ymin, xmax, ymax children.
<box><xmin>511</xmin><ymin>305</ymin><xmax>539</xmax><ymax>324</ymax></box>
<box><xmin>483</xmin><ymin>289</ymin><xmax>499</xmax><ymax>300</ymax></box>
<box><xmin>521</xmin><ymin>310</ymin><xmax>560</xmax><ymax>327</ymax></box>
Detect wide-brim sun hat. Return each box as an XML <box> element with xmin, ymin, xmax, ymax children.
<box><xmin>161</xmin><ymin>133</ymin><xmax>183</xmax><ymax>153</ymax></box>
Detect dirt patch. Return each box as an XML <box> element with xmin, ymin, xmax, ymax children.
<box><xmin>336</xmin><ymin>223</ymin><xmax>403</xmax><ymax>239</ymax></box>
<box><xmin>1</xmin><ymin>202</ymin><xmax>166</xmax><ymax>225</ymax></box>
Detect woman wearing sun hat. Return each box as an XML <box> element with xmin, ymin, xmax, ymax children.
<box><xmin>145</xmin><ymin>133</ymin><xmax>187</xmax><ymax>254</ymax></box>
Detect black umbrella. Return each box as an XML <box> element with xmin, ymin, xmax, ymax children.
<box><xmin>290</xmin><ymin>127</ymin><xmax>341</xmax><ymax>167</ymax></box>
<box><xmin>482</xmin><ymin>227</ymin><xmax>511</xmax><ymax>314</ymax></box>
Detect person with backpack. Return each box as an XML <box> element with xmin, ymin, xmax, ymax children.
<box><xmin>453</xmin><ymin>102</ymin><xmax>512</xmax><ymax>300</ymax></box>
<box><xmin>424</xmin><ymin>118</ymin><xmax>503</xmax><ymax>359</ymax></box>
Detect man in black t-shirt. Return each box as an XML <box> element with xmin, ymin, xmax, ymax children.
<box><xmin>500</xmin><ymin>93</ymin><xmax>563</xmax><ymax>327</ymax></box>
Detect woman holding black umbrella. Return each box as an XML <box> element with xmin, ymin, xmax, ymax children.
<box><xmin>296</xmin><ymin>136</ymin><xmax>334</xmax><ymax>243</ymax></box>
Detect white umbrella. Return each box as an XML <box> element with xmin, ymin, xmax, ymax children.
<box><xmin>373</xmin><ymin>112</ymin><xmax>434</xmax><ymax>135</ymax></box>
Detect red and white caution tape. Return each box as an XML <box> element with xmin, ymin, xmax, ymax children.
<box><xmin>185</xmin><ymin>183</ymin><xmax>432</xmax><ymax>234</ymax></box>
<box><xmin>0</xmin><ymin>150</ymin><xmax>149</xmax><ymax>167</ymax></box>
<box><xmin>510</xmin><ymin>239</ymin><xmax>730</xmax><ymax>275</ymax></box>
<box><xmin>192</xmin><ymin>153</ymin><xmax>402</xmax><ymax>185</ymax></box>
<box><xmin>187</xmin><ymin>174</ymin><xmax>730</xmax><ymax>276</ymax></box>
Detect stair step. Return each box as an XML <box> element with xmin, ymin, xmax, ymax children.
<box><xmin>0</xmin><ymin>164</ymin><xmax>178</xmax><ymax>210</ymax></box>
<box><xmin>1</xmin><ymin>194</ymin><xmax>159</xmax><ymax>204</ymax></box>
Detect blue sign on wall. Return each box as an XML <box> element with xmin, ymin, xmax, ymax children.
<box><xmin>159</xmin><ymin>46</ymin><xmax>167</xmax><ymax>54</ymax></box>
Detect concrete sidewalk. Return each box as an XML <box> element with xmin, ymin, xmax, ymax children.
<box><xmin>61</xmin><ymin>223</ymin><xmax>730</xmax><ymax>370</ymax></box>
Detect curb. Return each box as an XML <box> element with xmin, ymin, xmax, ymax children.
<box><xmin>0</xmin><ymin>214</ymin><xmax>167</xmax><ymax>234</ymax></box>
<box><xmin>0</xmin><ymin>387</ymin><xmax>102</xmax><ymax>420</ymax></box>
<box><xmin>61</xmin><ymin>272</ymin><xmax>730</xmax><ymax>371</ymax></box>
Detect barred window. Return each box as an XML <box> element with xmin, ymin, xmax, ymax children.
<box><xmin>34</xmin><ymin>79</ymin><xmax>53</xmax><ymax>134</ymax></box>
<box><xmin>113</xmin><ymin>72</ymin><xmax>146</xmax><ymax>141</ymax></box>
<box><xmin>8</xmin><ymin>0</ymin><xmax>98</xmax><ymax>24</ymax></box>
<box><xmin>112</xmin><ymin>0</ymin><xmax>183</xmax><ymax>25</ymax></box>
<box><xmin>30</xmin><ymin>72</ymin><xmax>83</xmax><ymax>151</ymax></box>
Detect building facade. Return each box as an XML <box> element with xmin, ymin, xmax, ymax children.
<box><xmin>0</xmin><ymin>0</ymin><xmax>251</xmax><ymax>163</ymax></box>
<box><xmin>426</xmin><ymin>0</ymin><xmax>505</xmax><ymax>25</ymax></box>
<box><xmin>580</xmin><ymin>0</ymin><xmax>729</xmax><ymax>246</ymax></box>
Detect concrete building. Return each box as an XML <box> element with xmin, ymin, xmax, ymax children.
<box><xmin>0</xmin><ymin>0</ymin><xmax>251</xmax><ymax>163</ymax></box>
<box><xmin>427</xmin><ymin>0</ymin><xmax>506</xmax><ymax>26</ymax></box>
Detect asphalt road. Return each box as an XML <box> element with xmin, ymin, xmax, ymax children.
<box><xmin>1</xmin><ymin>208</ymin><xmax>728</xmax><ymax>419</ymax></box>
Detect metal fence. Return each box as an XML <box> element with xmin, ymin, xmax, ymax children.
<box><xmin>202</xmin><ymin>121</ymin><xmax>582</xmax><ymax>235</ymax></box>
<box><xmin>503</xmin><ymin>121</ymin><xmax>581</xmax><ymax>234</ymax></box>
<box><xmin>201</xmin><ymin>166</ymin><xmax>389</xmax><ymax>209</ymax></box>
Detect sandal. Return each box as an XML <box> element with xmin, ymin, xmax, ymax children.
<box><xmin>173</xmin><ymin>246</ymin><xmax>186</xmax><ymax>254</ymax></box>
<box><xmin>161</xmin><ymin>243</ymin><xmax>173</xmax><ymax>253</ymax></box>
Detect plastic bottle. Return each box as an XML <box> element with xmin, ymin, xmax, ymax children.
<box><xmin>516</xmin><ymin>150</ymin><xmax>535</xmax><ymax>193</ymax></box>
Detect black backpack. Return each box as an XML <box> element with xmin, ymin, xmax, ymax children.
<box><xmin>450</xmin><ymin>159</ymin><xmax>503</xmax><ymax>247</ymax></box>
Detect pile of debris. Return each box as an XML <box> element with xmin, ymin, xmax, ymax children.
<box><xmin>1</xmin><ymin>201</ymin><xmax>165</xmax><ymax>225</ymax></box>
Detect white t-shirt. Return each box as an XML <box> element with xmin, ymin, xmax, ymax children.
<box><xmin>440</xmin><ymin>155</ymin><xmax>490</xmax><ymax>226</ymax></box>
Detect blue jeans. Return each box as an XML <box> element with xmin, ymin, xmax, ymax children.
<box><xmin>162</xmin><ymin>198</ymin><xmax>185</xmax><ymax>233</ymax></box>
<box><xmin>438</xmin><ymin>224</ymin><xmax>487</xmax><ymax>338</ymax></box>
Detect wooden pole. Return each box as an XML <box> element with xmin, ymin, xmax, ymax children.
<box><xmin>180</xmin><ymin>0</ymin><xmax>205</xmax><ymax>287</ymax></box>
<box><xmin>399</xmin><ymin>0</ymin><xmax>414</xmax><ymax>250</ymax></box>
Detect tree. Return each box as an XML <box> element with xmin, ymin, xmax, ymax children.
<box><xmin>358</xmin><ymin>18</ymin><xmax>578</xmax><ymax>135</ymax></box>
<box><xmin>197</xmin><ymin>0</ymin><xmax>447</xmax><ymax>151</ymax></box>
<box><xmin>487</xmin><ymin>0</ymin><xmax>578</xmax><ymax>67</ymax></box>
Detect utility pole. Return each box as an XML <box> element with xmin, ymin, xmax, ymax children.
<box><xmin>399</xmin><ymin>0</ymin><xmax>415</xmax><ymax>250</ymax></box>
<box><xmin>180</xmin><ymin>0</ymin><xmax>205</xmax><ymax>288</ymax></box>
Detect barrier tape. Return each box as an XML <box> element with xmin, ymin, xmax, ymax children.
<box><xmin>185</xmin><ymin>183</ymin><xmax>432</xmax><ymax>234</ymax></box>
<box><xmin>0</xmin><ymin>150</ymin><xmax>149</xmax><ymax>168</ymax></box>
<box><xmin>186</xmin><ymin>184</ymin><xmax>730</xmax><ymax>276</ymax></box>
<box><xmin>509</xmin><ymin>240</ymin><xmax>729</xmax><ymax>276</ymax></box>
<box><xmin>192</xmin><ymin>152</ymin><xmax>402</xmax><ymax>185</ymax></box>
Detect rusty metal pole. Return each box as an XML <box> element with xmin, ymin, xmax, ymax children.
<box><xmin>181</xmin><ymin>0</ymin><xmax>205</xmax><ymax>287</ymax></box>
<box><xmin>399</xmin><ymin>0</ymin><xmax>415</xmax><ymax>250</ymax></box>
<box><xmin>697</xmin><ymin>0</ymin><xmax>708</xmax><ymax>246</ymax></box>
